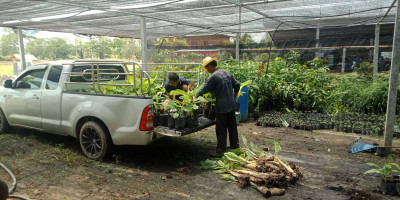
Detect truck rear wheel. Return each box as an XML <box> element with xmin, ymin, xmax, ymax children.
<box><xmin>79</xmin><ymin>121</ymin><xmax>111</xmax><ymax>160</ymax></box>
<box><xmin>0</xmin><ymin>109</ymin><xmax>10</xmax><ymax>134</ymax></box>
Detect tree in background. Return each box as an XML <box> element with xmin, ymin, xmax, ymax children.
<box><xmin>26</xmin><ymin>38</ymin><xmax>47</xmax><ymax>59</ymax></box>
<box><xmin>74</xmin><ymin>37</ymin><xmax>85</xmax><ymax>59</ymax></box>
<box><xmin>26</xmin><ymin>37</ymin><xmax>74</xmax><ymax>60</ymax></box>
<box><xmin>120</xmin><ymin>38</ymin><xmax>141</xmax><ymax>61</ymax></box>
<box><xmin>83</xmin><ymin>37</ymin><xmax>113</xmax><ymax>59</ymax></box>
<box><xmin>0</xmin><ymin>29</ymin><xmax>19</xmax><ymax>60</ymax></box>
<box><xmin>240</xmin><ymin>33</ymin><xmax>257</xmax><ymax>45</ymax></box>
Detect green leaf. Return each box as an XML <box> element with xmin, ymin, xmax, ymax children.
<box><xmin>226</xmin><ymin>148</ymin><xmax>244</xmax><ymax>155</ymax></box>
<box><xmin>364</xmin><ymin>169</ymin><xmax>381</xmax><ymax>175</ymax></box>
<box><xmin>250</xmin><ymin>142</ymin><xmax>261</xmax><ymax>155</ymax></box>
<box><xmin>200</xmin><ymin>159</ymin><xmax>217</xmax><ymax>169</ymax></box>
<box><xmin>172</xmin><ymin>113</ymin><xmax>180</xmax><ymax>119</ymax></box>
<box><xmin>220</xmin><ymin>174</ymin><xmax>236</xmax><ymax>182</ymax></box>
<box><xmin>223</xmin><ymin>152</ymin><xmax>248</xmax><ymax>165</ymax></box>
<box><xmin>366</xmin><ymin>163</ymin><xmax>379</xmax><ymax>168</ymax></box>
<box><xmin>241</xmin><ymin>135</ymin><xmax>248</xmax><ymax>148</ymax></box>
<box><xmin>274</xmin><ymin>140</ymin><xmax>281</xmax><ymax>156</ymax></box>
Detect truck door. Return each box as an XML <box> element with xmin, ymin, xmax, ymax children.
<box><xmin>41</xmin><ymin>65</ymin><xmax>64</xmax><ymax>134</ymax></box>
<box><xmin>6</xmin><ymin>66</ymin><xmax>47</xmax><ymax>129</ymax></box>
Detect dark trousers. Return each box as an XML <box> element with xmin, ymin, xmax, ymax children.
<box><xmin>215</xmin><ymin>111</ymin><xmax>239</xmax><ymax>151</ymax></box>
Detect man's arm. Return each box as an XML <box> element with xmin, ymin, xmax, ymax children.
<box><xmin>182</xmin><ymin>84</ymin><xmax>189</xmax><ymax>92</ymax></box>
<box><xmin>196</xmin><ymin>76</ymin><xmax>214</xmax><ymax>98</ymax></box>
<box><xmin>231</xmin><ymin>74</ymin><xmax>241</xmax><ymax>93</ymax></box>
<box><xmin>180</xmin><ymin>77</ymin><xmax>189</xmax><ymax>92</ymax></box>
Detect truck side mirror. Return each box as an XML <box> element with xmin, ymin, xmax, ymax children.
<box><xmin>3</xmin><ymin>80</ymin><xmax>12</xmax><ymax>88</ymax></box>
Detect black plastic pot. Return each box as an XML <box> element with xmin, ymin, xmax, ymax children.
<box><xmin>253</xmin><ymin>112</ymin><xmax>260</xmax><ymax>120</ymax></box>
<box><xmin>208</xmin><ymin>108</ymin><xmax>216</xmax><ymax>120</ymax></box>
<box><xmin>396</xmin><ymin>181</ymin><xmax>400</xmax><ymax>196</ymax></box>
<box><xmin>161</xmin><ymin>114</ymin><xmax>169</xmax><ymax>126</ymax></box>
<box><xmin>203</xmin><ymin>108</ymin><xmax>210</xmax><ymax>118</ymax></box>
<box><xmin>261</xmin><ymin>122</ymin><xmax>267</xmax><ymax>127</ymax></box>
<box><xmin>381</xmin><ymin>178</ymin><xmax>398</xmax><ymax>196</ymax></box>
<box><xmin>168</xmin><ymin>115</ymin><xmax>175</xmax><ymax>129</ymax></box>
<box><xmin>154</xmin><ymin>115</ymin><xmax>161</xmax><ymax>126</ymax></box>
<box><xmin>175</xmin><ymin>117</ymin><xmax>186</xmax><ymax>130</ymax></box>
<box><xmin>186</xmin><ymin>116</ymin><xmax>199</xmax><ymax>128</ymax></box>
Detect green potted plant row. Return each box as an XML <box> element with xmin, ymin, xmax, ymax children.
<box><xmin>364</xmin><ymin>162</ymin><xmax>400</xmax><ymax>196</ymax></box>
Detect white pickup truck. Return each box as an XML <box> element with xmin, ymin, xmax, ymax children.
<box><xmin>0</xmin><ymin>60</ymin><xmax>168</xmax><ymax>160</ymax></box>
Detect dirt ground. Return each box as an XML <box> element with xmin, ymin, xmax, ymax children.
<box><xmin>1</xmin><ymin>121</ymin><xmax>400</xmax><ymax>200</ymax></box>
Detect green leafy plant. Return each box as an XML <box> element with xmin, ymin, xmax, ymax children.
<box><xmin>355</xmin><ymin>61</ymin><xmax>374</xmax><ymax>76</ymax></box>
<box><xmin>364</xmin><ymin>162</ymin><xmax>399</xmax><ymax>183</ymax></box>
<box><xmin>168</xmin><ymin>89</ymin><xmax>207</xmax><ymax>118</ymax></box>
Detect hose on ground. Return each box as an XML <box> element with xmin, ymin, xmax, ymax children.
<box><xmin>0</xmin><ymin>162</ymin><xmax>31</xmax><ymax>200</ymax></box>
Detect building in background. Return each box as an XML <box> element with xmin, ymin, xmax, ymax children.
<box><xmin>177</xmin><ymin>35</ymin><xmax>231</xmax><ymax>59</ymax></box>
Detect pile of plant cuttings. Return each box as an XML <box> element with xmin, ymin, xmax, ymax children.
<box><xmin>200</xmin><ymin>136</ymin><xmax>302</xmax><ymax>198</ymax></box>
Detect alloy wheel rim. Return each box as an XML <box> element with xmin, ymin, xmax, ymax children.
<box><xmin>81</xmin><ymin>127</ymin><xmax>102</xmax><ymax>156</ymax></box>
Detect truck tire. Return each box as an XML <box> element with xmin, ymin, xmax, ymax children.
<box><xmin>79</xmin><ymin>121</ymin><xmax>111</xmax><ymax>160</ymax></box>
<box><xmin>0</xmin><ymin>109</ymin><xmax>10</xmax><ymax>134</ymax></box>
<box><xmin>0</xmin><ymin>179</ymin><xmax>8</xmax><ymax>200</ymax></box>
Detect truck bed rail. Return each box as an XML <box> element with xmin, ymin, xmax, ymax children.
<box><xmin>63</xmin><ymin>61</ymin><xmax>151</xmax><ymax>96</ymax></box>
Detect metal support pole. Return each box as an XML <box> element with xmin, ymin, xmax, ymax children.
<box><xmin>17</xmin><ymin>28</ymin><xmax>26</xmax><ymax>70</ymax></box>
<box><xmin>235</xmin><ymin>3</ymin><xmax>242</xmax><ymax>61</ymax></box>
<box><xmin>315</xmin><ymin>28</ymin><xmax>320</xmax><ymax>58</ymax></box>
<box><xmin>140</xmin><ymin>17</ymin><xmax>148</xmax><ymax>71</ymax></box>
<box><xmin>383</xmin><ymin>1</ymin><xmax>400</xmax><ymax>155</ymax></box>
<box><xmin>341</xmin><ymin>48</ymin><xmax>346</xmax><ymax>75</ymax></box>
<box><xmin>269</xmin><ymin>32</ymin><xmax>274</xmax><ymax>47</ymax></box>
<box><xmin>373</xmin><ymin>24</ymin><xmax>380</xmax><ymax>78</ymax></box>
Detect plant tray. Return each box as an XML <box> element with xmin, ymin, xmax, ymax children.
<box><xmin>154</xmin><ymin>117</ymin><xmax>215</xmax><ymax>137</ymax></box>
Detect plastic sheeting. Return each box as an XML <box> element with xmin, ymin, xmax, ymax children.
<box><xmin>0</xmin><ymin>0</ymin><xmax>397</xmax><ymax>38</ymax></box>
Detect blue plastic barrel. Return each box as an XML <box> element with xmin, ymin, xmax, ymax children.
<box><xmin>238</xmin><ymin>86</ymin><xmax>248</xmax><ymax>122</ymax></box>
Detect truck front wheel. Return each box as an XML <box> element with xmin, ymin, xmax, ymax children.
<box><xmin>0</xmin><ymin>109</ymin><xmax>10</xmax><ymax>134</ymax></box>
<box><xmin>79</xmin><ymin>121</ymin><xmax>111</xmax><ymax>160</ymax></box>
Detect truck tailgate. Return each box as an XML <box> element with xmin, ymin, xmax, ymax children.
<box><xmin>154</xmin><ymin>117</ymin><xmax>215</xmax><ymax>137</ymax></box>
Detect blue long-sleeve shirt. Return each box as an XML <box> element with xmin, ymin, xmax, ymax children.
<box><xmin>197</xmin><ymin>68</ymin><xmax>241</xmax><ymax>113</ymax></box>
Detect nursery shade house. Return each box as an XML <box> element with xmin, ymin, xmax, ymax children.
<box><xmin>1</xmin><ymin>0</ymin><xmax>400</xmax><ymax>150</ymax></box>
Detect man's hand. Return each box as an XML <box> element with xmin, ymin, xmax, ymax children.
<box><xmin>233</xmin><ymin>92</ymin><xmax>238</xmax><ymax>100</ymax></box>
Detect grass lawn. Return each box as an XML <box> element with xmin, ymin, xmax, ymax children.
<box><xmin>0</xmin><ymin>64</ymin><xmax>13</xmax><ymax>75</ymax></box>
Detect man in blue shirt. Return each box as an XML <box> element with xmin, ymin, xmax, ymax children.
<box><xmin>164</xmin><ymin>72</ymin><xmax>189</xmax><ymax>99</ymax></box>
<box><xmin>197</xmin><ymin>57</ymin><xmax>241</xmax><ymax>155</ymax></box>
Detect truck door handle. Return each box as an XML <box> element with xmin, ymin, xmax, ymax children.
<box><xmin>32</xmin><ymin>95</ymin><xmax>39</xmax><ymax>99</ymax></box>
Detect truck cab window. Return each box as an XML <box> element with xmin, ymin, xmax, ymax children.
<box><xmin>46</xmin><ymin>65</ymin><xmax>63</xmax><ymax>89</ymax></box>
<box><xmin>14</xmin><ymin>69</ymin><xmax>46</xmax><ymax>89</ymax></box>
